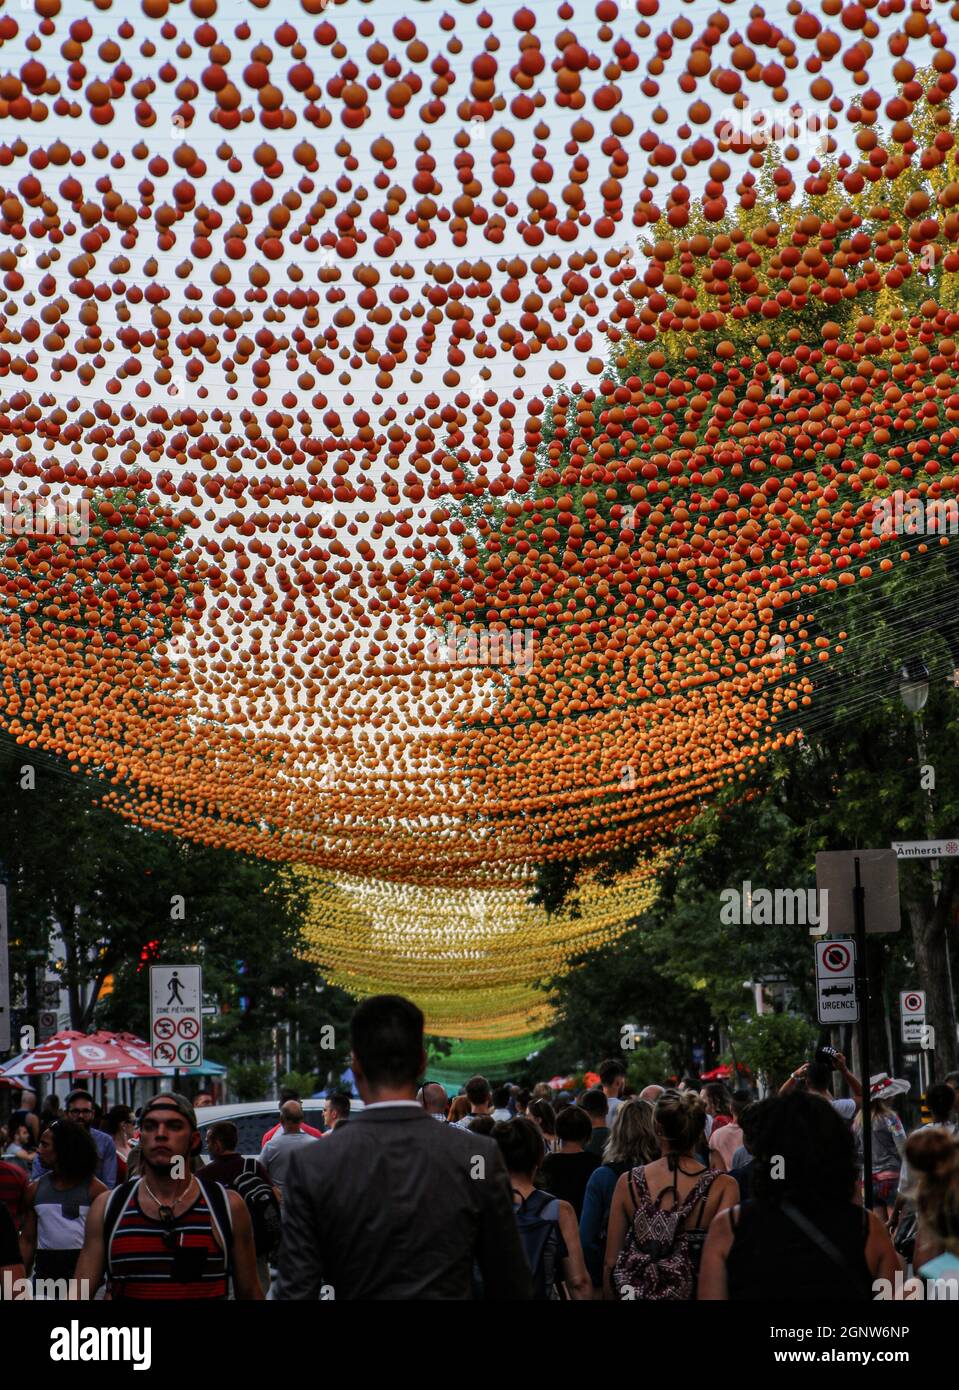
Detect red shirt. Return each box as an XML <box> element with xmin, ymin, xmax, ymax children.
<box><xmin>0</xmin><ymin>1160</ymin><xmax>27</xmax><ymax>1228</ymax></box>
<box><xmin>260</xmin><ymin>1121</ymin><xmax>323</xmax><ymax>1147</ymax></box>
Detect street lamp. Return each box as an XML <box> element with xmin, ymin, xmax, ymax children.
<box><xmin>898</xmin><ymin>659</ymin><xmax>930</xmax><ymax>714</ymax></box>
<box><xmin>897</xmin><ymin>656</ymin><xmax>957</xmax><ymax>1088</ymax></box>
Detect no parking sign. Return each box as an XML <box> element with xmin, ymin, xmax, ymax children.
<box><xmin>900</xmin><ymin>990</ymin><xmax>926</xmax><ymax>1046</ymax></box>
<box><xmin>815</xmin><ymin>939</ymin><xmax>859</xmax><ymax>1024</ymax></box>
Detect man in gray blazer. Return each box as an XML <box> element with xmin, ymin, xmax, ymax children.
<box><xmin>273</xmin><ymin>995</ymin><xmax>533</xmax><ymax>1300</ymax></box>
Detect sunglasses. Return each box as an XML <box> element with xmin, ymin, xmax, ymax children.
<box><xmin>156</xmin><ymin>1206</ymin><xmax>179</xmax><ymax>1252</ymax></box>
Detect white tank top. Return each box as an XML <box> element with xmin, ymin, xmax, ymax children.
<box><xmin>35</xmin><ymin>1172</ymin><xmax>93</xmax><ymax>1251</ymax></box>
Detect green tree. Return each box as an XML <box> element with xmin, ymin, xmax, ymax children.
<box><xmin>729</xmin><ymin>1013</ymin><xmax>818</xmax><ymax>1093</ymax></box>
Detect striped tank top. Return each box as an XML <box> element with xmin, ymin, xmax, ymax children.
<box><xmin>107</xmin><ymin>1178</ymin><xmax>231</xmax><ymax>1300</ymax></box>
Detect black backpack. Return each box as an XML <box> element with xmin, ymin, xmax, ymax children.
<box><xmin>231</xmin><ymin>1158</ymin><xmax>282</xmax><ymax>1260</ymax></box>
<box><xmin>514</xmin><ymin>1188</ymin><xmax>564</xmax><ymax>1300</ymax></box>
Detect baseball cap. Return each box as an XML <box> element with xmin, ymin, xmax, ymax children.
<box><xmin>140</xmin><ymin>1092</ymin><xmax>198</xmax><ymax>1130</ymax></box>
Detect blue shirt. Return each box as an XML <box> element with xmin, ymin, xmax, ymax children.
<box><xmin>918</xmin><ymin>1252</ymin><xmax>959</xmax><ymax>1286</ymax></box>
<box><xmin>579</xmin><ymin>1162</ymin><xmax>625</xmax><ymax>1288</ymax></box>
<box><xmin>31</xmin><ymin>1127</ymin><xmax>117</xmax><ymax>1188</ymax></box>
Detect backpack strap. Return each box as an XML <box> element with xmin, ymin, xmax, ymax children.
<box><xmin>103</xmin><ymin>1178</ymin><xmax>140</xmax><ymax>1288</ymax></box>
<box><xmin>678</xmin><ymin>1167</ymin><xmax>721</xmax><ymax>1231</ymax></box>
<box><xmin>517</xmin><ymin>1188</ymin><xmax>555</xmax><ymax>1220</ymax></box>
<box><xmin>627</xmin><ymin>1170</ymin><xmax>640</xmax><ymax>1214</ymax></box>
<box><xmin>202</xmin><ymin>1180</ymin><xmax>235</xmax><ymax>1280</ymax></box>
<box><xmin>780</xmin><ymin>1199</ymin><xmax>862</xmax><ymax>1290</ymax></box>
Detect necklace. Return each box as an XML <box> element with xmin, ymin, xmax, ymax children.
<box><xmin>142</xmin><ymin>1176</ymin><xmax>195</xmax><ymax>1222</ymax></box>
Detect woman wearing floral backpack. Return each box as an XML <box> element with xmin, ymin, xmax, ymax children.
<box><xmin>603</xmin><ymin>1091</ymin><xmax>738</xmax><ymax>1300</ymax></box>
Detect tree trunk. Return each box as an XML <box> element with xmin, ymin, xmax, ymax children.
<box><xmin>58</xmin><ymin>912</ymin><xmax>83</xmax><ymax>1031</ymax></box>
<box><xmin>904</xmin><ymin>881</ymin><xmax>959</xmax><ymax>1078</ymax></box>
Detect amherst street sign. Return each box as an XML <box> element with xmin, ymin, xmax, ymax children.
<box><xmin>892</xmin><ymin>840</ymin><xmax>959</xmax><ymax>860</ymax></box>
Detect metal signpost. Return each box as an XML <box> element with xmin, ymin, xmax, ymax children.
<box><xmin>0</xmin><ymin>884</ymin><xmax>9</xmax><ymax>1054</ymax></box>
<box><xmin>816</xmin><ymin>849</ymin><xmax>901</xmax><ymax>1210</ymax></box>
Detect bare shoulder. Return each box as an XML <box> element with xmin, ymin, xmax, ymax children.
<box><xmin>611</xmin><ymin>1169</ymin><xmax>632</xmax><ymax>1199</ymax></box>
<box><xmin>706</xmin><ymin>1205</ymin><xmax>737</xmax><ymax>1245</ymax></box>
<box><xmin>85</xmin><ymin>1188</ymin><xmax>110</xmax><ymax>1229</ymax></box>
<box><xmin>865</xmin><ymin>1208</ymin><xmax>892</xmax><ymax>1241</ymax></box>
<box><xmin>226</xmin><ymin>1189</ymin><xmax>250</xmax><ymax>1221</ymax></box>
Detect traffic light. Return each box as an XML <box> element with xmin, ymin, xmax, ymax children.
<box><xmin>136</xmin><ymin>940</ymin><xmax>160</xmax><ymax>974</ymax></box>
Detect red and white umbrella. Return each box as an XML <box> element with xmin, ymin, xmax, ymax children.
<box><xmin>85</xmin><ymin>1031</ymin><xmax>163</xmax><ymax>1077</ymax></box>
<box><xmin>0</xmin><ymin>1030</ymin><xmax>162</xmax><ymax>1077</ymax></box>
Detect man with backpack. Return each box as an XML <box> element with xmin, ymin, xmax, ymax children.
<box><xmin>201</xmin><ymin>1121</ymin><xmax>281</xmax><ymax>1292</ymax></box>
<box><xmin>75</xmin><ymin>1093</ymin><xmax>262</xmax><ymax>1300</ymax></box>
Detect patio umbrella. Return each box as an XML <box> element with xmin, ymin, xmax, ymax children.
<box><xmin>700</xmin><ymin>1064</ymin><xmax>734</xmax><ymax>1082</ymax></box>
<box><xmin>0</xmin><ymin>1031</ymin><xmax>162</xmax><ymax>1078</ymax></box>
<box><xmin>85</xmin><ymin>1031</ymin><xmax>161</xmax><ymax>1076</ymax></box>
<box><xmin>0</xmin><ymin>1029</ymin><xmax>85</xmax><ymax>1077</ymax></box>
<box><xmin>88</xmin><ymin>1032</ymin><xmax>227</xmax><ymax>1080</ymax></box>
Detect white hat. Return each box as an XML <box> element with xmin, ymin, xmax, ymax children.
<box><xmin>869</xmin><ymin>1072</ymin><xmax>910</xmax><ymax>1101</ymax></box>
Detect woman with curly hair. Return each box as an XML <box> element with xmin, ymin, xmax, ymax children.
<box><xmin>20</xmin><ymin>1120</ymin><xmax>107</xmax><ymax>1291</ymax></box>
<box><xmin>698</xmin><ymin>1091</ymin><xmax>898</xmax><ymax>1300</ymax></box>
<box><xmin>907</xmin><ymin>1125</ymin><xmax>959</xmax><ymax>1282</ymax></box>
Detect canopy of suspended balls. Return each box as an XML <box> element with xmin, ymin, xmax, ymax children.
<box><xmin>0</xmin><ymin>0</ymin><xmax>957</xmax><ymax>1038</ymax></box>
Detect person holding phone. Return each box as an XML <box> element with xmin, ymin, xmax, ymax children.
<box><xmin>780</xmin><ymin>1050</ymin><xmax>862</xmax><ymax>1123</ymax></box>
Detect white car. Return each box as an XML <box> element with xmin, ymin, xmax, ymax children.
<box><xmin>192</xmin><ymin>1099</ymin><xmax>364</xmax><ymax>1158</ymax></box>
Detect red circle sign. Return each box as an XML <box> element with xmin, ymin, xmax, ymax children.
<box><xmin>177</xmin><ymin>1017</ymin><xmax>199</xmax><ymax>1039</ymax></box>
<box><xmin>903</xmin><ymin>993</ymin><xmax>924</xmax><ymax>1013</ymax></box>
<box><xmin>154</xmin><ymin>1042</ymin><xmax>176</xmax><ymax>1064</ymax></box>
<box><xmin>822</xmin><ymin>943</ymin><xmax>851</xmax><ymax>973</ymax></box>
<box><xmin>153</xmin><ymin>1017</ymin><xmax>175</xmax><ymax>1040</ymax></box>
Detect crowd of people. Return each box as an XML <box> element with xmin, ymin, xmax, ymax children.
<box><xmin>2</xmin><ymin>997</ymin><xmax>959</xmax><ymax>1301</ymax></box>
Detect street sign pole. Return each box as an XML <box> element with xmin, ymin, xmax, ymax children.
<box><xmin>854</xmin><ymin>856</ymin><xmax>873</xmax><ymax>1211</ymax></box>
<box><xmin>0</xmin><ymin>882</ymin><xmax>10</xmax><ymax>1055</ymax></box>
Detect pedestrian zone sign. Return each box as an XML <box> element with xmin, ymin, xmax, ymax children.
<box><xmin>150</xmin><ymin>964</ymin><xmax>203</xmax><ymax>1069</ymax></box>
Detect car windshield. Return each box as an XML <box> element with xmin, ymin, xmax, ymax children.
<box><xmin>198</xmin><ymin>1107</ymin><xmax>330</xmax><ymax>1156</ymax></box>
